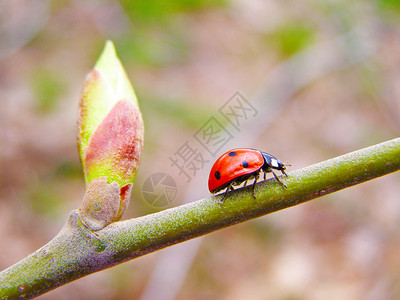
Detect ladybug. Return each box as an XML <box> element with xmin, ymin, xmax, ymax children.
<box><xmin>208</xmin><ymin>148</ymin><xmax>288</xmax><ymax>202</ymax></box>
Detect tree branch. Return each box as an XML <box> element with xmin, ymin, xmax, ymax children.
<box><xmin>1</xmin><ymin>137</ymin><xmax>399</xmax><ymax>299</ymax></box>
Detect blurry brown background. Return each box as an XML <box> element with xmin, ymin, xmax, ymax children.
<box><xmin>1</xmin><ymin>0</ymin><xmax>400</xmax><ymax>299</ymax></box>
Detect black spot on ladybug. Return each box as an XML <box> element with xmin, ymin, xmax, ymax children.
<box><xmin>228</xmin><ymin>151</ymin><xmax>237</xmax><ymax>157</ymax></box>
<box><xmin>215</xmin><ymin>171</ymin><xmax>221</xmax><ymax>180</ymax></box>
<box><xmin>242</xmin><ymin>160</ymin><xmax>249</xmax><ymax>168</ymax></box>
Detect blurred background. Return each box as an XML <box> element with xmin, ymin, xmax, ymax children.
<box><xmin>1</xmin><ymin>0</ymin><xmax>400</xmax><ymax>299</ymax></box>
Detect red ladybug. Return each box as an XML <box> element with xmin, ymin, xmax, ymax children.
<box><xmin>208</xmin><ymin>148</ymin><xmax>288</xmax><ymax>202</ymax></box>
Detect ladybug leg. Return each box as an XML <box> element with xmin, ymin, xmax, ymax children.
<box><xmin>281</xmin><ymin>169</ymin><xmax>288</xmax><ymax>177</ymax></box>
<box><xmin>219</xmin><ymin>183</ymin><xmax>233</xmax><ymax>203</ymax></box>
<box><xmin>271</xmin><ymin>170</ymin><xmax>287</xmax><ymax>188</ymax></box>
<box><xmin>251</xmin><ymin>173</ymin><xmax>259</xmax><ymax>199</ymax></box>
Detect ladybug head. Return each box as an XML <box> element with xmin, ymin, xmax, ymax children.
<box><xmin>260</xmin><ymin>152</ymin><xmax>286</xmax><ymax>171</ymax></box>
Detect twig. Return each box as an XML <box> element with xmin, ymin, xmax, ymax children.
<box><xmin>0</xmin><ymin>137</ymin><xmax>399</xmax><ymax>299</ymax></box>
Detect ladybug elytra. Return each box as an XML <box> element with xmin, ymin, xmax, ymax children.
<box><xmin>208</xmin><ymin>148</ymin><xmax>288</xmax><ymax>202</ymax></box>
